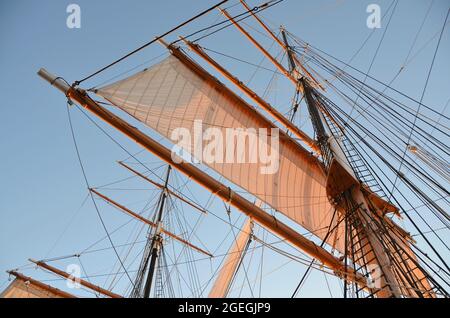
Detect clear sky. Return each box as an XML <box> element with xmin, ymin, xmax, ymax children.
<box><xmin>0</xmin><ymin>0</ymin><xmax>449</xmax><ymax>297</ymax></box>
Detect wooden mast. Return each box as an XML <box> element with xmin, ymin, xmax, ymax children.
<box><xmin>301</xmin><ymin>80</ymin><xmax>402</xmax><ymax>298</ymax></box>
<box><xmin>178</xmin><ymin>37</ymin><xmax>320</xmax><ymax>154</ymax></box>
<box><xmin>142</xmin><ymin>165</ymin><xmax>171</xmax><ymax>298</ymax></box>
<box><xmin>38</xmin><ymin>68</ymin><xmax>371</xmax><ymax>291</ymax></box>
<box><xmin>29</xmin><ymin>259</ymin><xmax>122</xmax><ymax>298</ymax></box>
<box><xmin>279</xmin><ymin>27</ymin><xmax>324</xmax><ymax>90</ymax></box>
<box><xmin>227</xmin><ymin>3</ymin><xmax>410</xmax><ymax>296</ymax></box>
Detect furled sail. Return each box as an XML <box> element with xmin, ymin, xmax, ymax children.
<box><xmin>209</xmin><ymin>218</ymin><xmax>253</xmax><ymax>298</ymax></box>
<box><xmin>95</xmin><ymin>53</ymin><xmax>344</xmax><ymax>252</ymax></box>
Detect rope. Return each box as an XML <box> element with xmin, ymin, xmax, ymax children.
<box><xmin>291</xmin><ymin>208</ymin><xmax>339</xmax><ymax>298</ymax></box>
<box><xmin>76</xmin><ymin>0</ymin><xmax>284</xmax><ymax>85</ymax></box>
<box><xmin>347</xmin><ymin>0</ymin><xmax>399</xmax><ymax>121</ymax></box>
<box><xmin>75</xmin><ymin>0</ymin><xmax>230</xmax><ymax>85</ymax></box>
<box><xmin>66</xmin><ymin>103</ymin><xmax>135</xmax><ymax>287</ymax></box>
<box><xmin>389</xmin><ymin>8</ymin><xmax>450</xmax><ymax>201</ymax></box>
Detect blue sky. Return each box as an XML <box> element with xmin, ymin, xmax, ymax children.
<box><xmin>0</xmin><ymin>0</ymin><xmax>449</xmax><ymax>297</ymax></box>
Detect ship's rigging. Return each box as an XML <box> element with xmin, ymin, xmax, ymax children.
<box><xmin>2</xmin><ymin>0</ymin><xmax>449</xmax><ymax>298</ymax></box>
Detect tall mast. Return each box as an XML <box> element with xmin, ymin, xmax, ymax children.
<box><xmin>275</xmin><ymin>27</ymin><xmax>429</xmax><ymax>296</ymax></box>
<box><xmin>301</xmin><ymin>79</ymin><xmax>329</xmax><ymax>155</ymax></box>
<box><xmin>280</xmin><ymin>28</ymin><xmax>297</xmax><ymax>75</ymax></box>
<box><xmin>142</xmin><ymin>165</ymin><xmax>171</xmax><ymax>298</ymax></box>
<box><xmin>37</xmin><ymin>68</ymin><xmax>371</xmax><ymax>292</ymax></box>
<box><xmin>300</xmin><ymin>79</ymin><xmax>402</xmax><ymax>298</ymax></box>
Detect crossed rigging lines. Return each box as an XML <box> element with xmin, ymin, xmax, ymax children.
<box><xmin>24</xmin><ymin>0</ymin><xmax>450</xmax><ymax>298</ymax></box>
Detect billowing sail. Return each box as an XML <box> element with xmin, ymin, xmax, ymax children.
<box><xmin>209</xmin><ymin>218</ymin><xmax>253</xmax><ymax>298</ymax></box>
<box><xmin>95</xmin><ymin>53</ymin><xmax>344</xmax><ymax>252</ymax></box>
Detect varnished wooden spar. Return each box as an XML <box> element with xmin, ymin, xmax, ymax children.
<box><xmin>239</xmin><ymin>0</ymin><xmax>285</xmax><ymax>48</ymax></box>
<box><xmin>28</xmin><ymin>260</ymin><xmax>122</xmax><ymax>298</ymax></box>
<box><xmin>237</xmin><ymin>0</ymin><xmax>324</xmax><ymax>90</ymax></box>
<box><xmin>37</xmin><ymin>68</ymin><xmax>371</xmax><ymax>291</ymax></box>
<box><xmin>219</xmin><ymin>8</ymin><xmax>299</xmax><ymax>86</ymax></box>
<box><xmin>6</xmin><ymin>270</ymin><xmax>77</xmax><ymax>298</ymax></box>
<box><xmin>235</xmin><ymin>1</ymin><xmax>302</xmax><ymax>81</ymax></box>
<box><xmin>158</xmin><ymin>38</ymin><xmax>321</xmax><ymax>165</ymax></box>
<box><xmin>89</xmin><ymin>188</ymin><xmax>212</xmax><ymax>257</ymax></box>
<box><xmin>117</xmin><ymin>161</ymin><xmax>207</xmax><ymax>215</ymax></box>
<box><xmin>179</xmin><ymin>37</ymin><xmax>320</xmax><ymax>154</ymax></box>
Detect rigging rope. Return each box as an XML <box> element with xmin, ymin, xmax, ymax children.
<box><xmin>76</xmin><ymin>0</ymin><xmax>285</xmax><ymax>86</ymax></box>
<box><xmin>291</xmin><ymin>208</ymin><xmax>339</xmax><ymax>298</ymax></box>
<box><xmin>346</xmin><ymin>0</ymin><xmax>399</xmax><ymax>121</ymax></box>
<box><xmin>75</xmin><ymin>0</ymin><xmax>230</xmax><ymax>85</ymax></box>
<box><xmin>288</xmin><ymin>33</ymin><xmax>450</xmax><ymax>121</ymax></box>
<box><xmin>320</xmin><ymin>98</ymin><xmax>450</xmax><ymax>271</ymax></box>
<box><xmin>66</xmin><ymin>103</ymin><xmax>136</xmax><ymax>287</ymax></box>
<box><xmin>188</xmin><ymin>0</ymin><xmax>284</xmax><ymax>44</ymax></box>
<box><xmin>389</xmin><ymin>8</ymin><xmax>450</xmax><ymax>201</ymax></box>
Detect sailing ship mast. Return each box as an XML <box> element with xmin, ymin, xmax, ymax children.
<box><xmin>133</xmin><ymin>166</ymin><xmax>171</xmax><ymax>298</ymax></box>
<box><xmin>215</xmin><ymin>2</ymin><xmax>444</xmax><ymax>297</ymax></box>
<box><xmin>36</xmin><ymin>63</ymin><xmax>370</xmax><ymax>293</ymax></box>
<box><xmin>4</xmin><ymin>0</ymin><xmax>449</xmax><ymax>298</ymax></box>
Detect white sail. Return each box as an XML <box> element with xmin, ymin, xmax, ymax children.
<box><xmin>95</xmin><ymin>55</ymin><xmax>344</xmax><ymax>252</ymax></box>
<box><xmin>209</xmin><ymin>218</ymin><xmax>253</xmax><ymax>298</ymax></box>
